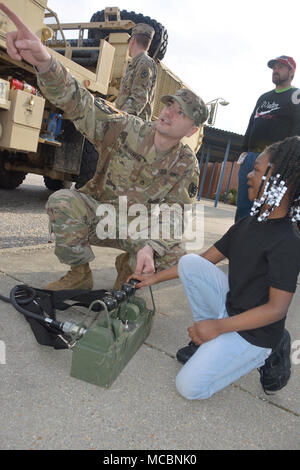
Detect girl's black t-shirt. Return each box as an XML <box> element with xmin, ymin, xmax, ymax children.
<box><xmin>214</xmin><ymin>216</ymin><xmax>300</xmax><ymax>349</ymax></box>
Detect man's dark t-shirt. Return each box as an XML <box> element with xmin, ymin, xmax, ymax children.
<box><xmin>214</xmin><ymin>216</ymin><xmax>300</xmax><ymax>349</ymax></box>
<box><xmin>242</xmin><ymin>87</ymin><xmax>300</xmax><ymax>152</ymax></box>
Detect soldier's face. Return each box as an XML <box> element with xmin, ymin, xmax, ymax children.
<box><xmin>157</xmin><ymin>100</ymin><xmax>198</xmax><ymax>139</ymax></box>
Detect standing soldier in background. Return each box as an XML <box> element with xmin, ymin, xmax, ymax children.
<box><xmin>1</xmin><ymin>3</ymin><xmax>208</xmax><ymax>291</ymax></box>
<box><xmin>115</xmin><ymin>23</ymin><xmax>157</xmax><ymax>122</ymax></box>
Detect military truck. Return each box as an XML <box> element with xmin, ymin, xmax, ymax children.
<box><xmin>0</xmin><ymin>0</ymin><xmax>203</xmax><ymax>190</ymax></box>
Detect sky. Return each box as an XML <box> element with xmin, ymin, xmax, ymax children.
<box><xmin>46</xmin><ymin>0</ymin><xmax>300</xmax><ymax>135</ymax></box>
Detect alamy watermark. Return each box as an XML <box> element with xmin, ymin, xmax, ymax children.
<box><xmin>292</xmin><ymin>340</ymin><xmax>300</xmax><ymax>365</ymax></box>
<box><xmin>291</xmin><ymin>89</ymin><xmax>300</xmax><ymax>105</ymax></box>
<box><xmin>0</xmin><ymin>340</ymin><xmax>5</xmax><ymax>365</ymax></box>
<box><xmin>95</xmin><ymin>196</ymin><xmax>204</xmax><ymax>251</ymax></box>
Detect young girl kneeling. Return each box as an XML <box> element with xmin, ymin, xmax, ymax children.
<box><xmin>129</xmin><ymin>136</ymin><xmax>300</xmax><ymax>399</ymax></box>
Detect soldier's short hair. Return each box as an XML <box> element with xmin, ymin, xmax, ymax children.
<box><xmin>133</xmin><ymin>33</ymin><xmax>151</xmax><ymax>50</ymax></box>
<box><xmin>131</xmin><ymin>23</ymin><xmax>155</xmax><ymax>51</ymax></box>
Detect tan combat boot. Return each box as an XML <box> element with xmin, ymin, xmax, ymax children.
<box><xmin>113</xmin><ymin>252</ymin><xmax>133</xmax><ymax>290</ymax></box>
<box><xmin>45</xmin><ymin>263</ymin><xmax>93</xmax><ymax>291</ymax></box>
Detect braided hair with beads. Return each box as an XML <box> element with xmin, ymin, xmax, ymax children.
<box><xmin>250</xmin><ymin>136</ymin><xmax>300</xmax><ymax>224</ymax></box>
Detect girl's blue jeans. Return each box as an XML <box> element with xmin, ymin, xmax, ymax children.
<box><xmin>176</xmin><ymin>254</ymin><xmax>271</xmax><ymax>400</ymax></box>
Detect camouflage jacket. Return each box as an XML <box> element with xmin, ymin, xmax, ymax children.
<box><xmin>37</xmin><ymin>56</ymin><xmax>200</xmax><ymax>256</ymax></box>
<box><xmin>115</xmin><ymin>52</ymin><xmax>157</xmax><ymax>121</ymax></box>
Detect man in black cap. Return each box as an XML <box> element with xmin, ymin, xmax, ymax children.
<box><xmin>236</xmin><ymin>55</ymin><xmax>300</xmax><ymax>221</ymax></box>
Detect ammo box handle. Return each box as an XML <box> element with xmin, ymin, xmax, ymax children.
<box><xmin>88</xmin><ymin>299</ymin><xmax>117</xmax><ymax>349</ymax></box>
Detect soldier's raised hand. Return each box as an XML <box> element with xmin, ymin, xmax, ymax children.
<box><xmin>0</xmin><ymin>3</ymin><xmax>51</xmax><ymax>72</ymax></box>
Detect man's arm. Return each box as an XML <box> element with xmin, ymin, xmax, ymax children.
<box><xmin>37</xmin><ymin>57</ymin><xmax>127</xmax><ymax>146</ymax></box>
<box><xmin>1</xmin><ymin>3</ymin><xmax>127</xmax><ymax>147</ymax></box>
<box><xmin>128</xmin><ymin>246</ymin><xmax>226</xmax><ymax>286</ymax></box>
<box><xmin>1</xmin><ymin>3</ymin><xmax>51</xmax><ymax>71</ymax></box>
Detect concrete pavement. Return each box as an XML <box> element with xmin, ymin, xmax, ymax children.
<box><xmin>0</xmin><ymin>199</ymin><xmax>299</xmax><ymax>450</ymax></box>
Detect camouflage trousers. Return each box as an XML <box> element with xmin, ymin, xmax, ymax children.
<box><xmin>46</xmin><ymin>189</ymin><xmax>186</xmax><ymax>272</ymax></box>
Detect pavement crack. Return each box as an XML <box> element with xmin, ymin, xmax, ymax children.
<box><xmin>144</xmin><ymin>342</ymin><xmax>299</xmax><ymax>417</ymax></box>
<box><xmin>232</xmin><ymin>383</ymin><xmax>299</xmax><ymax>417</ymax></box>
<box><xmin>0</xmin><ymin>270</ymin><xmax>25</xmax><ymax>285</ymax></box>
<box><xmin>144</xmin><ymin>341</ymin><xmax>176</xmax><ymax>360</ymax></box>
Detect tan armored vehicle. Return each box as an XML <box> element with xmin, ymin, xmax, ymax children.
<box><xmin>0</xmin><ymin>0</ymin><xmax>203</xmax><ymax>190</ymax></box>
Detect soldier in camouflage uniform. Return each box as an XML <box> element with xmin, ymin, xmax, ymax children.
<box><xmin>3</xmin><ymin>4</ymin><xmax>208</xmax><ymax>290</ymax></box>
<box><xmin>115</xmin><ymin>23</ymin><xmax>157</xmax><ymax>121</ymax></box>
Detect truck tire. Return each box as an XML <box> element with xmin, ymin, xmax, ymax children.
<box><xmin>89</xmin><ymin>10</ymin><xmax>168</xmax><ymax>60</ymax></box>
<box><xmin>75</xmin><ymin>139</ymin><xmax>99</xmax><ymax>189</ymax></box>
<box><xmin>43</xmin><ymin>176</ymin><xmax>64</xmax><ymax>191</ymax></box>
<box><xmin>0</xmin><ymin>159</ymin><xmax>26</xmax><ymax>190</ymax></box>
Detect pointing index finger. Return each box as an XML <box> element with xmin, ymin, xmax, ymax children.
<box><xmin>0</xmin><ymin>2</ymin><xmax>32</xmax><ymax>33</ymax></box>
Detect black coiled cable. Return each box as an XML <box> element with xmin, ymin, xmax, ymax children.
<box><xmin>9</xmin><ymin>285</ymin><xmax>64</xmax><ymax>332</ymax></box>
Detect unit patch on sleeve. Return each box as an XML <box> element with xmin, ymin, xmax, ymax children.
<box><xmin>188</xmin><ymin>182</ymin><xmax>198</xmax><ymax>198</ymax></box>
<box><xmin>141</xmin><ymin>69</ymin><xmax>149</xmax><ymax>79</ymax></box>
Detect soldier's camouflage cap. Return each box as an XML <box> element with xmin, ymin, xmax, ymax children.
<box><xmin>161</xmin><ymin>88</ymin><xmax>208</xmax><ymax>126</ymax></box>
<box><xmin>132</xmin><ymin>23</ymin><xmax>155</xmax><ymax>40</ymax></box>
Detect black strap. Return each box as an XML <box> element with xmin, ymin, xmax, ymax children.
<box><xmin>7</xmin><ymin>286</ymin><xmax>109</xmax><ymax>350</ymax></box>
<box><xmin>9</xmin><ymin>286</ymin><xmax>69</xmax><ymax>350</ymax></box>
<box><xmin>44</xmin><ymin>288</ymin><xmax>108</xmax><ymax>311</ymax></box>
